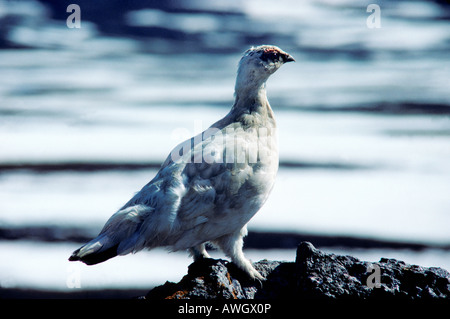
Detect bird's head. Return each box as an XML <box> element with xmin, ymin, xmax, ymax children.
<box><xmin>241</xmin><ymin>45</ymin><xmax>295</xmax><ymax>74</ymax></box>
<box><xmin>236</xmin><ymin>45</ymin><xmax>295</xmax><ymax>94</ymax></box>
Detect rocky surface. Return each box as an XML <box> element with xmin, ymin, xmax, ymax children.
<box><xmin>145</xmin><ymin>242</ymin><xmax>450</xmax><ymax>300</ymax></box>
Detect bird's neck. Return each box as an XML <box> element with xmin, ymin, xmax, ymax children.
<box><xmin>229</xmin><ymin>73</ymin><xmax>276</xmax><ymax>128</ymax></box>
<box><xmin>234</xmin><ymin>66</ymin><xmax>269</xmax><ymax>103</ymax></box>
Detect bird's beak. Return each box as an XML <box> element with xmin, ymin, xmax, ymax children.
<box><xmin>283</xmin><ymin>53</ymin><xmax>295</xmax><ymax>63</ymax></box>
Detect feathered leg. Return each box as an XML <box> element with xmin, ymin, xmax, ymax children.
<box><xmin>189</xmin><ymin>243</ymin><xmax>211</xmax><ymax>261</ymax></box>
<box><xmin>213</xmin><ymin>225</ymin><xmax>264</xmax><ymax>281</ymax></box>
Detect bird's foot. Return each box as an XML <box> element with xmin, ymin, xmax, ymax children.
<box><xmin>189</xmin><ymin>244</ymin><xmax>211</xmax><ymax>261</ymax></box>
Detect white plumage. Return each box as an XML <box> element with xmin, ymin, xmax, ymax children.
<box><xmin>69</xmin><ymin>45</ymin><xmax>294</xmax><ymax>280</ymax></box>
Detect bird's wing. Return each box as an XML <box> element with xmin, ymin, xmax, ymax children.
<box><xmin>108</xmin><ymin>124</ymin><xmax>256</xmax><ymax>250</ymax></box>
<box><xmin>173</xmin><ymin>125</ymin><xmax>259</xmax><ymax>232</ymax></box>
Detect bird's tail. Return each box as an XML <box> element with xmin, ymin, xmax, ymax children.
<box><xmin>69</xmin><ymin>233</ymin><xmax>119</xmax><ymax>265</ymax></box>
<box><xmin>69</xmin><ymin>204</ymin><xmax>153</xmax><ymax>265</ymax></box>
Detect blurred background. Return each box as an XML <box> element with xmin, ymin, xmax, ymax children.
<box><xmin>0</xmin><ymin>0</ymin><xmax>449</xmax><ymax>298</ymax></box>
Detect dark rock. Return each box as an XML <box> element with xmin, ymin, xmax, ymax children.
<box><xmin>146</xmin><ymin>258</ymin><xmax>284</xmax><ymax>299</ymax></box>
<box><xmin>145</xmin><ymin>242</ymin><xmax>450</xmax><ymax>300</ymax></box>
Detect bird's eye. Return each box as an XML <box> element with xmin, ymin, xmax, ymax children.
<box><xmin>261</xmin><ymin>50</ymin><xmax>279</xmax><ymax>62</ymax></box>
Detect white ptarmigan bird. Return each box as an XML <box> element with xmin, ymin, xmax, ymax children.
<box><xmin>69</xmin><ymin>45</ymin><xmax>294</xmax><ymax>280</ymax></box>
